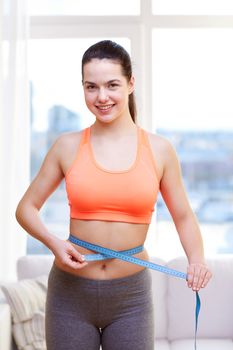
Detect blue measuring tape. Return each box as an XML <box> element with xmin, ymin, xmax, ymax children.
<box><xmin>69</xmin><ymin>234</ymin><xmax>200</xmax><ymax>349</ymax></box>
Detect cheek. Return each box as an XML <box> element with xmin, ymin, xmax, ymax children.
<box><xmin>84</xmin><ymin>92</ymin><xmax>95</xmax><ymax>106</ymax></box>
<box><xmin>118</xmin><ymin>91</ymin><xmax>129</xmax><ymax>105</ymax></box>
<box><xmin>114</xmin><ymin>91</ymin><xmax>127</xmax><ymax>102</ymax></box>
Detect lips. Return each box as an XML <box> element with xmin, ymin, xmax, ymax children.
<box><xmin>96</xmin><ymin>104</ymin><xmax>115</xmax><ymax>111</ymax></box>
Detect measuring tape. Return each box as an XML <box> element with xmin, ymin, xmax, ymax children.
<box><xmin>68</xmin><ymin>234</ymin><xmax>200</xmax><ymax>349</ymax></box>
<box><xmin>83</xmin><ymin>244</ymin><xmax>144</xmax><ymax>261</ymax></box>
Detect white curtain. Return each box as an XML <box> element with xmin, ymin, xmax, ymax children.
<box><xmin>0</xmin><ymin>0</ymin><xmax>30</xmax><ymax>281</ymax></box>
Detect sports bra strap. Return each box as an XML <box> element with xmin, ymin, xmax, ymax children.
<box><xmin>81</xmin><ymin>127</ymin><xmax>89</xmax><ymax>145</ymax></box>
<box><xmin>140</xmin><ymin>127</ymin><xmax>151</xmax><ymax>148</ymax></box>
<box><xmin>140</xmin><ymin>128</ymin><xmax>160</xmax><ymax>184</ymax></box>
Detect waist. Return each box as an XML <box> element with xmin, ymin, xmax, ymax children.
<box><xmin>69</xmin><ymin>219</ymin><xmax>149</xmax><ymax>247</ymax></box>
<box><xmin>68</xmin><ymin>234</ymin><xmax>144</xmax><ymax>261</ymax></box>
<box><xmin>67</xmin><ymin>232</ymin><xmax>150</xmax><ymax>280</ymax></box>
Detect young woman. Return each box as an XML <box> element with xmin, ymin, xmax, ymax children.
<box><xmin>16</xmin><ymin>40</ymin><xmax>212</xmax><ymax>350</ymax></box>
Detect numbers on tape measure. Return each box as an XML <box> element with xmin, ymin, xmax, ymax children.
<box><xmin>69</xmin><ymin>234</ymin><xmax>187</xmax><ymax>280</ymax></box>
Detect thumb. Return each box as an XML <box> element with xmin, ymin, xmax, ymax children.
<box><xmin>68</xmin><ymin>244</ymin><xmax>86</xmax><ymax>263</ymax></box>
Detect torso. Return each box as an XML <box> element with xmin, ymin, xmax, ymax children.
<box><xmin>58</xmin><ymin>126</ymin><xmax>164</xmax><ymax>280</ymax></box>
<box><xmin>68</xmin><ymin>219</ymin><xmax>149</xmax><ymax>279</ymax></box>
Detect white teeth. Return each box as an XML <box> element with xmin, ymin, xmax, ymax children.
<box><xmin>97</xmin><ymin>105</ymin><xmax>113</xmax><ymax>110</ymax></box>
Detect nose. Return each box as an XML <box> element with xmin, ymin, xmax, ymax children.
<box><xmin>97</xmin><ymin>87</ymin><xmax>108</xmax><ymax>103</ymax></box>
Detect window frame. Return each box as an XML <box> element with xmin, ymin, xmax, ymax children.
<box><xmin>29</xmin><ymin>0</ymin><xmax>233</xmax><ymax>131</ymax></box>
<box><xmin>28</xmin><ymin>0</ymin><xmax>233</xmax><ymax>257</ymax></box>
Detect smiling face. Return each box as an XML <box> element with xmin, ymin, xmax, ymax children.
<box><xmin>82</xmin><ymin>58</ymin><xmax>134</xmax><ymax>124</ymax></box>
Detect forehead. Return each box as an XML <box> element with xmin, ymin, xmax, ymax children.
<box><xmin>83</xmin><ymin>58</ymin><xmax>124</xmax><ymax>82</ymax></box>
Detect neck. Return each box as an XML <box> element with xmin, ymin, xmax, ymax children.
<box><xmin>92</xmin><ymin>115</ymin><xmax>137</xmax><ymax>136</ymax></box>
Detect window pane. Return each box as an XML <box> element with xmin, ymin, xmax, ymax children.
<box><xmin>29</xmin><ymin>0</ymin><xmax>140</xmax><ymax>16</ymax></box>
<box><xmin>28</xmin><ymin>38</ymin><xmax>131</xmax><ymax>254</ymax></box>
<box><xmin>153</xmin><ymin>28</ymin><xmax>233</xmax><ymax>258</ymax></box>
<box><xmin>153</xmin><ymin>0</ymin><xmax>233</xmax><ymax>15</ymax></box>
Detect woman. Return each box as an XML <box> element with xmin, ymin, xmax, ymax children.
<box><xmin>16</xmin><ymin>40</ymin><xmax>212</xmax><ymax>350</ymax></box>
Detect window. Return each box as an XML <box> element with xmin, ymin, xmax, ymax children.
<box><xmin>28</xmin><ymin>0</ymin><xmax>233</xmax><ymax>258</ymax></box>
<box><xmin>153</xmin><ymin>0</ymin><xmax>233</xmax><ymax>15</ymax></box>
<box><xmin>153</xmin><ymin>28</ymin><xmax>233</xmax><ymax>259</ymax></box>
<box><xmin>29</xmin><ymin>0</ymin><xmax>140</xmax><ymax>16</ymax></box>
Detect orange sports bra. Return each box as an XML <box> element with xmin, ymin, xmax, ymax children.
<box><xmin>65</xmin><ymin>125</ymin><xmax>160</xmax><ymax>224</ymax></box>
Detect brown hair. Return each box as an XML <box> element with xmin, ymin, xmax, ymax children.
<box><xmin>82</xmin><ymin>40</ymin><xmax>137</xmax><ymax>123</ymax></box>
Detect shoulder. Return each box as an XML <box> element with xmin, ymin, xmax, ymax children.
<box><xmin>140</xmin><ymin>128</ymin><xmax>181</xmax><ymax>182</ymax></box>
<box><xmin>52</xmin><ymin>129</ymin><xmax>84</xmax><ymax>155</ymax></box>
<box><xmin>144</xmin><ymin>129</ymin><xmax>178</xmax><ymax>163</ymax></box>
<box><xmin>47</xmin><ymin>129</ymin><xmax>86</xmax><ymax>175</ymax></box>
<box><xmin>45</xmin><ymin>129</ymin><xmax>85</xmax><ymax>172</ymax></box>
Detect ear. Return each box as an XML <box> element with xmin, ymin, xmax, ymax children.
<box><xmin>128</xmin><ymin>76</ymin><xmax>135</xmax><ymax>95</ymax></box>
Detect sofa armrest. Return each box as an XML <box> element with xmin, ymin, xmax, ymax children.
<box><xmin>0</xmin><ymin>303</ymin><xmax>12</xmax><ymax>350</ymax></box>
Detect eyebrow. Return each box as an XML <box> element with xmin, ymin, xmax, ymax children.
<box><xmin>83</xmin><ymin>79</ymin><xmax>121</xmax><ymax>85</ymax></box>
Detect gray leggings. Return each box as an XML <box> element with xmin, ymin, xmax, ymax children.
<box><xmin>46</xmin><ymin>263</ymin><xmax>154</xmax><ymax>350</ymax></box>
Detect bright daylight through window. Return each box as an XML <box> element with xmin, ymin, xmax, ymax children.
<box><xmin>28</xmin><ymin>1</ymin><xmax>233</xmax><ymax>258</ymax></box>
<box><xmin>152</xmin><ymin>28</ymin><xmax>233</xmax><ymax>259</ymax></box>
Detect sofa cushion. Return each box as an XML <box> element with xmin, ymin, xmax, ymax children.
<box><xmin>154</xmin><ymin>339</ymin><xmax>170</xmax><ymax>349</ymax></box>
<box><xmin>0</xmin><ymin>275</ymin><xmax>47</xmax><ymax>350</ymax></box>
<box><xmin>167</xmin><ymin>256</ymin><xmax>233</xmax><ymax>340</ymax></box>
<box><xmin>170</xmin><ymin>338</ymin><xmax>233</xmax><ymax>350</ymax></box>
<box><xmin>17</xmin><ymin>255</ymin><xmax>54</xmax><ymax>280</ymax></box>
<box><xmin>1</xmin><ymin>276</ymin><xmax>47</xmax><ymax>323</ymax></box>
<box><xmin>13</xmin><ymin>311</ymin><xmax>45</xmax><ymax>350</ymax></box>
<box><xmin>0</xmin><ymin>304</ymin><xmax>12</xmax><ymax>350</ymax></box>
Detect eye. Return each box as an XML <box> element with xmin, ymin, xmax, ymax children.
<box><xmin>109</xmin><ymin>83</ymin><xmax>119</xmax><ymax>89</ymax></box>
<box><xmin>86</xmin><ymin>85</ymin><xmax>96</xmax><ymax>90</ymax></box>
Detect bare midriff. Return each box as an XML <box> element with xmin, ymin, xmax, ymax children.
<box><xmin>66</xmin><ymin>218</ymin><xmax>150</xmax><ymax>280</ymax></box>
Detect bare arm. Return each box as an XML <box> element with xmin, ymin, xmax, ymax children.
<box><xmin>159</xmin><ymin>139</ymin><xmax>212</xmax><ymax>291</ymax></box>
<box><xmin>15</xmin><ymin>135</ymin><xmax>87</xmax><ymax>270</ymax></box>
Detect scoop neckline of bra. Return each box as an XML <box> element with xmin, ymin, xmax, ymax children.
<box><xmin>87</xmin><ymin>125</ymin><xmax>141</xmax><ymax>174</ymax></box>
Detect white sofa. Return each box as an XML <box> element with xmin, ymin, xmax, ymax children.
<box><xmin>1</xmin><ymin>254</ymin><xmax>233</xmax><ymax>350</ymax></box>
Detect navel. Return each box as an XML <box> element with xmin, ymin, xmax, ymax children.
<box><xmin>101</xmin><ymin>263</ymin><xmax>107</xmax><ymax>270</ymax></box>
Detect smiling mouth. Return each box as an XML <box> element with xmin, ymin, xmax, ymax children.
<box><xmin>96</xmin><ymin>104</ymin><xmax>115</xmax><ymax>111</ymax></box>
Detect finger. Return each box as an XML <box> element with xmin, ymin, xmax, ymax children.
<box><xmin>201</xmin><ymin>270</ymin><xmax>212</xmax><ymax>288</ymax></box>
<box><xmin>68</xmin><ymin>257</ymin><xmax>88</xmax><ymax>269</ymax></box>
<box><xmin>187</xmin><ymin>265</ymin><xmax>195</xmax><ymax>288</ymax></box>
<box><xmin>65</xmin><ymin>252</ymin><xmax>88</xmax><ymax>268</ymax></box>
<box><xmin>196</xmin><ymin>267</ymin><xmax>207</xmax><ymax>290</ymax></box>
<box><xmin>191</xmin><ymin>266</ymin><xmax>201</xmax><ymax>291</ymax></box>
<box><xmin>67</xmin><ymin>244</ymin><xmax>86</xmax><ymax>263</ymax></box>
<box><xmin>57</xmin><ymin>256</ymin><xmax>88</xmax><ymax>271</ymax></box>
<box><xmin>187</xmin><ymin>265</ymin><xmax>201</xmax><ymax>291</ymax></box>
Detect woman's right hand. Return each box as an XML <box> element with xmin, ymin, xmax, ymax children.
<box><xmin>50</xmin><ymin>237</ymin><xmax>88</xmax><ymax>272</ymax></box>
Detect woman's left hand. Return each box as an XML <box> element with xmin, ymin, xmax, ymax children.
<box><xmin>187</xmin><ymin>263</ymin><xmax>212</xmax><ymax>291</ymax></box>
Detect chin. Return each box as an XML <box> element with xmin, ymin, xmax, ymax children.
<box><xmin>93</xmin><ymin>111</ymin><xmax>119</xmax><ymax>123</ymax></box>
<box><xmin>96</xmin><ymin>116</ymin><xmax>117</xmax><ymax>124</ymax></box>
